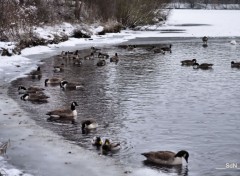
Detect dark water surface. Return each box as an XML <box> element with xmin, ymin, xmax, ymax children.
<box><xmin>9</xmin><ymin>39</ymin><xmax>240</xmax><ymax>176</ymax></box>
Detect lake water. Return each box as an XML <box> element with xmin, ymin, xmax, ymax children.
<box><xmin>9</xmin><ymin>38</ymin><xmax>240</xmax><ymax>176</ymax></box>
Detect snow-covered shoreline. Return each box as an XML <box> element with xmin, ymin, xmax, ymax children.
<box><xmin>0</xmin><ymin>9</ymin><xmax>240</xmax><ymax>176</ymax></box>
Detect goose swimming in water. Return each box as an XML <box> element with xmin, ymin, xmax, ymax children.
<box><xmin>60</xmin><ymin>80</ymin><xmax>84</xmax><ymax>90</ymax></box>
<box><xmin>20</xmin><ymin>93</ymin><xmax>49</xmax><ymax>103</ymax></box>
<box><xmin>231</xmin><ymin>61</ymin><xmax>240</xmax><ymax>68</ymax></box>
<box><xmin>46</xmin><ymin>101</ymin><xmax>79</xmax><ymax>124</ymax></box>
<box><xmin>181</xmin><ymin>59</ymin><xmax>197</xmax><ymax>66</ymax></box>
<box><xmin>18</xmin><ymin>86</ymin><xmax>44</xmax><ymax>94</ymax></box>
<box><xmin>110</xmin><ymin>53</ymin><xmax>119</xmax><ymax>63</ymax></box>
<box><xmin>26</xmin><ymin>66</ymin><xmax>42</xmax><ymax>79</ymax></box>
<box><xmin>193</xmin><ymin>63</ymin><xmax>213</xmax><ymax>69</ymax></box>
<box><xmin>142</xmin><ymin>150</ymin><xmax>189</xmax><ymax>166</ymax></box>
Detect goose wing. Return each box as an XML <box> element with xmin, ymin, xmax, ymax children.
<box><xmin>28</xmin><ymin>86</ymin><xmax>44</xmax><ymax>91</ymax></box>
<box><xmin>201</xmin><ymin>63</ymin><xmax>213</xmax><ymax>67</ymax></box>
<box><xmin>142</xmin><ymin>151</ymin><xmax>175</xmax><ymax>162</ymax></box>
<box><xmin>46</xmin><ymin>108</ymin><xmax>73</xmax><ymax>117</ymax></box>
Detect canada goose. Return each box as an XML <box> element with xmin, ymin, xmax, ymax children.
<box><xmin>193</xmin><ymin>63</ymin><xmax>213</xmax><ymax>69</ymax></box>
<box><xmin>46</xmin><ymin>101</ymin><xmax>79</xmax><ymax>124</ymax></box>
<box><xmin>110</xmin><ymin>53</ymin><xmax>119</xmax><ymax>63</ymax></box>
<box><xmin>91</xmin><ymin>46</ymin><xmax>101</xmax><ymax>53</ymax></box>
<box><xmin>97</xmin><ymin>59</ymin><xmax>106</xmax><ymax>66</ymax></box>
<box><xmin>102</xmin><ymin>139</ymin><xmax>121</xmax><ymax>152</ymax></box>
<box><xmin>18</xmin><ymin>86</ymin><xmax>44</xmax><ymax>94</ymax></box>
<box><xmin>181</xmin><ymin>59</ymin><xmax>197</xmax><ymax>66</ymax></box>
<box><xmin>45</xmin><ymin>78</ymin><xmax>63</xmax><ymax>86</ymax></box>
<box><xmin>84</xmin><ymin>53</ymin><xmax>94</xmax><ymax>60</ymax></box>
<box><xmin>98</xmin><ymin>52</ymin><xmax>109</xmax><ymax>59</ymax></box>
<box><xmin>60</xmin><ymin>80</ymin><xmax>84</xmax><ymax>90</ymax></box>
<box><xmin>81</xmin><ymin>119</ymin><xmax>98</xmax><ymax>134</ymax></box>
<box><xmin>91</xmin><ymin>136</ymin><xmax>103</xmax><ymax>148</ymax></box>
<box><xmin>27</xmin><ymin>66</ymin><xmax>42</xmax><ymax>78</ymax></box>
<box><xmin>161</xmin><ymin>44</ymin><xmax>172</xmax><ymax>53</ymax></box>
<box><xmin>153</xmin><ymin>48</ymin><xmax>165</xmax><ymax>54</ymax></box>
<box><xmin>20</xmin><ymin>93</ymin><xmax>49</xmax><ymax>103</ymax></box>
<box><xmin>202</xmin><ymin>36</ymin><xmax>208</xmax><ymax>44</ymax></box>
<box><xmin>141</xmin><ymin>150</ymin><xmax>189</xmax><ymax>166</ymax></box>
<box><xmin>53</xmin><ymin>63</ymin><xmax>64</xmax><ymax>72</ymax></box>
<box><xmin>231</xmin><ymin>61</ymin><xmax>240</xmax><ymax>68</ymax></box>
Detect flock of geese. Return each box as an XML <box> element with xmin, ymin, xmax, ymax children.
<box><xmin>21</xmin><ymin>40</ymin><xmax>239</xmax><ymax>166</ymax></box>
<box><xmin>17</xmin><ymin>47</ymin><xmax>125</xmax><ymax>156</ymax></box>
<box><xmin>180</xmin><ymin>36</ymin><xmax>240</xmax><ymax>69</ymax></box>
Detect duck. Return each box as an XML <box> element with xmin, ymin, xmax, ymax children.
<box><xmin>46</xmin><ymin>101</ymin><xmax>79</xmax><ymax>124</ymax></box>
<box><xmin>53</xmin><ymin>63</ymin><xmax>64</xmax><ymax>72</ymax></box>
<box><xmin>84</xmin><ymin>53</ymin><xmax>94</xmax><ymax>60</ymax></box>
<box><xmin>81</xmin><ymin>119</ymin><xmax>98</xmax><ymax>134</ymax></box>
<box><xmin>231</xmin><ymin>61</ymin><xmax>240</xmax><ymax>68</ymax></box>
<box><xmin>98</xmin><ymin>52</ymin><xmax>109</xmax><ymax>59</ymax></box>
<box><xmin>27</xmin><ymin>66</ymin><xmax>42</xmax><ymax>78</ymax></box>
<box><xmin>60</xmin><ymin>80</ymin><xmax>84</xmax><ymax>90</ymax></box>
<box><xmin>141</xmin><ymin>150</ymin><xmax>189</xmax><ymax>166</ymax></box>
<box><xmin>110</xmin><ymin>53</ymin><xmax>119</xmax><ymax>63</ymax></box>
<box><xmin>45</xmin><ymin>78</ymin><xmax>63</xmax><ymax>86</ymax></box>
<box><xmin>181</xmin><ymin>59</ymin><xmax>197</xmax><ymax>66</ymax></box>
<box><xmin>20</xmin><ymin>93</ymin><xmax>49</xmax><ymax>103</ymax></box>
<box><xmin>97</xmin><ymin>59</ymin><xmax>106</xmax><ymax>66</ymax></box>
<box><xmin>161</xmin><ymin>44</ymin><xmax>172</xmax><ymax>53</ymax></box>
<box><xmin>91</xmin><ymin>136</ymin><xmax>103</xmax><ymax>148</ymax></box>
<box><xmin>193</xmin><ymin>63</ymin><xmax>213</xmax><ymax>69</ymax></box>
<box><xmin>18</xmin><ymin>86</ymin><xmax>45</xmax><ymax>94</ymax></box>
<box><xmin>101</xmin><ymin>139</ymin><xmax>121</xmax><ymax>152</ymax></box>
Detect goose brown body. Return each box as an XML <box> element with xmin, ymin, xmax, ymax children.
<box><xmin>142</xmin><ymin>150</ymin><xmax>189</xmax><ymax>165</ymax></box>
<box><xmin>46</xmin><ymin>102</ymin><xmax>78</xmax><ymax>123</ymax></box>
<box><xmin>181</xmin><ymin>59</ymin><xmax>197</xmax><ymax>66</ymax></box>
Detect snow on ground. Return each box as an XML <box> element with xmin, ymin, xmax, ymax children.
<box><xmin>130</xmin><ymin>9</ymin><xmax>240</xmax><ymax>38</ymax></box>
<box><xmin>0</xmin><ymin>9</ymin><xmax>240</xmax><ymax>176</ymax></box>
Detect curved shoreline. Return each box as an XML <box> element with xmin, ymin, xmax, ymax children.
<box><xmin>0</xmin><ymin>38</ymin><xmax>129</xmax><ymax>175</ymax></box>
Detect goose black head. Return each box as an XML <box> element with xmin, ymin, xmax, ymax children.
<box><xmin>192</xmin><ymin>59</ymin><xmax>197</xmax><ymax>63</ymax></box>
<box><xmin>60</xmin><ymin>80</ymin><xmax>68</xmax><ymax>88</ymax></box>
<box><xmin>71</xmin><ymin>101</ymin><xmax>79</xmax><ymax>107</ymax></box>
<box><xmin>37</xmin><ymin>66</ymin><xmax>41</xmax><ymax>71</ymax></box>
<box><xmin>45</xmin><ymin>79</ymin><xmax>49</xmax><ymax>86</ymax></box>
<box><xmin>175</xmin><ymin>150</ymin><xmax>189</xmax><ymax>163</ymax></box>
